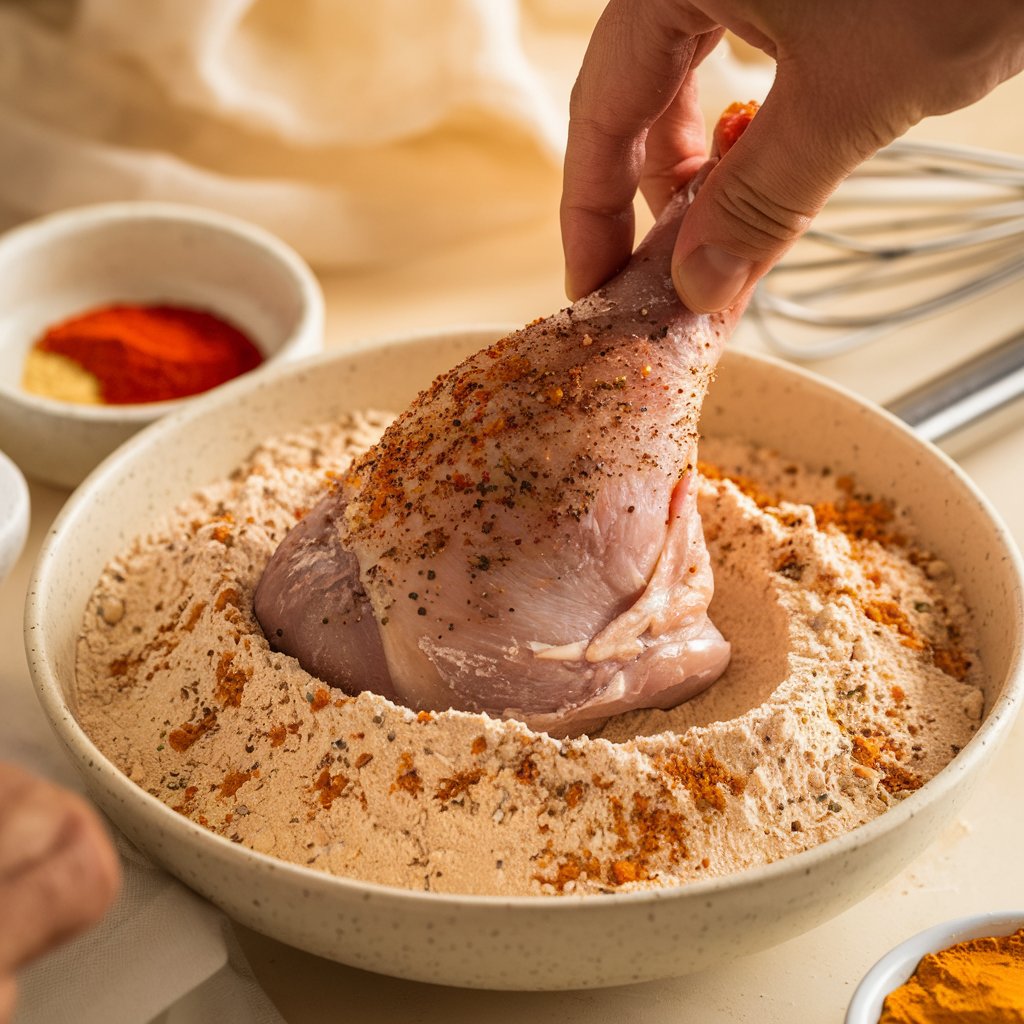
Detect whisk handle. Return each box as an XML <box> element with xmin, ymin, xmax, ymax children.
<box><xmin>886</xmin><ymin>328</ymin><xmax>1024</xmax><ymax>456</ymax></box>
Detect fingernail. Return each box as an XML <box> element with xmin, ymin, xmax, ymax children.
<box><xmin>674</xmin><ymin>246</ymin><xmax>752</xmax><ymax>313</ymax></box>
<box><xmin>564</xmin><ymin>268</ymin><xmax>582</xmax><ymax>302</ymax></box>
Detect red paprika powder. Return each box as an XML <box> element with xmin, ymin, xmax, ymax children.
<box><xmin>33</xmin><ymin>303</ymin><xmax>264</xmax><ymax>404</ymax></box>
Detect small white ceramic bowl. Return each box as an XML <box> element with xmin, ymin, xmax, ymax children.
<box><xmin>0</xmin><ymin>447</ymin><xmax>29</xmax><ymax>583</ymax></box>
<box><xmin>26</xmin><ymin>328</ymin><xmax>1024</xmax><ymax>990</ymax></box>
<box><xmin>0</xmin><ymin>202</ymin><xmax>323</xmax><ymax>489</ymax></box>
<box><xmin>846</xmin><ymin>911</ymin><xmax>1024</xmax><ymax>1022</ymax></box>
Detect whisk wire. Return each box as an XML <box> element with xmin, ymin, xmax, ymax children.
<box><xmin>775</xmin><ymin>234</ymin><xmax>1024</xmax><ymax>307</ymax></box>
<box><xmin>755</xmin><ymin>139</ymin><xmax>1024</xmax><ymax>360</ymax></box>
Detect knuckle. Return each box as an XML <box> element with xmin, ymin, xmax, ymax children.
<box><xmin>707</xmin><ymin>173</ymin><xmax>812</xmax><ymax>259</ymax></box>
<box><xmin>65</xmin><ymin>809</ymin><xmax>120</xmax><ymax>912</ymax></box>
<box><xmin>36</xmin><ymin>794</ymin><xmax>121</xmax><ymax>921</ymax></box>
<box><xmin>567</xmin><ymin>109</ymin><xmax>641</xmax><ymax>162</ymax></box>
<box><xmin>567</xmin><ymin>68</ymin><xmax>638</xmax><ymax>146</ymax></box>
<box><xmin>564</xmin><ymin>111</ymin><xmax>644</xmax><ymax>217</ymax></box>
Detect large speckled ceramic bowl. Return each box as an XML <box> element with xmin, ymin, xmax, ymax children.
<box><xmin>26</xmin><ymin>328</ymin><xmax>1024</xmax><ymax>990</ymax></box>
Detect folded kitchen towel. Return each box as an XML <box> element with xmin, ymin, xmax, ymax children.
<box><xmin>0</xmin><ymin>0</ymin><xmax>770</xmax><ymax>268</ymax></box>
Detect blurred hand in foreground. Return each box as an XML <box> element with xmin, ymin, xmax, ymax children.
<box><xmin>561</xmin><ymin>0</ymin><xmax>1024</xmax><ymax>311</ymax></box>
<box><xmin>0</xmin><ymin>762</ymin><xmax>119</xmax><ymax>1023</ymax></box>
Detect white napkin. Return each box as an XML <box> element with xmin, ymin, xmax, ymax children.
<box><xmin>0</xmin><ymin>0</ymin><xmax>577</xmax><ymax>268</ymax></box>
<box><xmin>0</xmin><ymin>0</ymin><xmax>771</xmax><ymax>268</ymax></box>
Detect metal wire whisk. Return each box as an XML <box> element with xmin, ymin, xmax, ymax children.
<box><xmin>750</xmin><ymin>139</ymin><xmax>1024</xmax><ymax>361</ymax></box>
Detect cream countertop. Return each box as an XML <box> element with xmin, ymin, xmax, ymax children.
<box><xmin>1</xmin><ymin>73</ymin><xmax>1023</xmax><ymax>1024</ymax></box>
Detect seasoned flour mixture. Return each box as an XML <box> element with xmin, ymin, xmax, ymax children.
<box><xmin>75</xmin><ymin>413</ymin><xmax>984</xmax><ymax>895</ymax></box>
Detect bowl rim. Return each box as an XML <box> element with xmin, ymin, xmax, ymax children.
<box><xmin>845</xmin><ymin>910</ymin><xmax>1024</xmax><ymax>1022</ymax></box>
<box><xmin>24</xmin><ymin>327</ymin><xmax>1024</xmax><ymax>912</ymax></box>
<box><xmin>0</xmin><ymin>199</ymin><xmax>324</xmax><ymax>422</ymax></box>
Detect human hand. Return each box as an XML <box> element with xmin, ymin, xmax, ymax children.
<box><xmin>0</xmin><ymin>762</ymin><xmax>120</xmax><ymax>1023</ymax></box>
<box><xmin>561</xmin><ymin>0</ymin><xmax>1024</xmax><ymax>311</ymax></box>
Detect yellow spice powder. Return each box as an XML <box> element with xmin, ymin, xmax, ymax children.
<box><xmin>22</xmin><ymin>348</ymin><xmax>102</xmax><ymax>404</ymax></box>
<box><xmin>880</xmin><ymin>928</ymin><xmax>1024</xmax><ymax>1023</ymax></box>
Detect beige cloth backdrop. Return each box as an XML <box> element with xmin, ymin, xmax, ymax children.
<box><xmin>0</xmin><ymin>0</ymin><xmax>771</xmax><ymax>267</ymax></box>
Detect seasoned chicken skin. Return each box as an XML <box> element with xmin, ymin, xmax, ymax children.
<box><xmin>255</xmin><ymin>109</ymin><xmax>754</xmax><ymax>736</ymax></box>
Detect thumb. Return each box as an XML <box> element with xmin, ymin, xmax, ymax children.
<box><xmin>671</xmin><ymin>87</ymin><xmax>873</xmax><ymax>313</ymax></box>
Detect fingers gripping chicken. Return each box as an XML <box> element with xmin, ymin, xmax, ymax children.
<box><xmin>255</xmin><ymin>107</ymin><xmax>755</xmax><ymax>736</ymax></box>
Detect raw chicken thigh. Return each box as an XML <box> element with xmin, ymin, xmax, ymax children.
<box><xmin>256</xmin><ymin>111</ymin><xmax>753</xmax><ymax>736</ymax></box>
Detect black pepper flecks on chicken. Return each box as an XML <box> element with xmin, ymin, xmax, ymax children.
<box><xmin>255</xmin><ymin>108</ymin><xmax>757</xmax><ymax>737</ymax></box>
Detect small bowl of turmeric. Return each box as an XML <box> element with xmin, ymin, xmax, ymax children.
<box><xmin>846</xmin><ymin>911</ymin><xmax>1024</xmax><ymax>1023</ymax></box>
<box><xmin>0</xmin><ymin>201</ymin><xmax>323</xmax><ymax>488</ymax></box>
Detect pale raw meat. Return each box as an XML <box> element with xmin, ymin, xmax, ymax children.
<box><xmin>255</xmin><ymin>149</ymin><xmax>749</xmax><ymax>736</ymax></box>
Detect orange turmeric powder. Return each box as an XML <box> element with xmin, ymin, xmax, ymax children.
<box><xmin>879</xmin><ymin>928</ymin><xmax>1024</xmax><ymax>1023</ymax></box>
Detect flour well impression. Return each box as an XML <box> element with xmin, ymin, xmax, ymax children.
<box><xmin>75</xmin><ymin>412</ymin><xmax>984</xmax><ymax>896</ymax></box>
